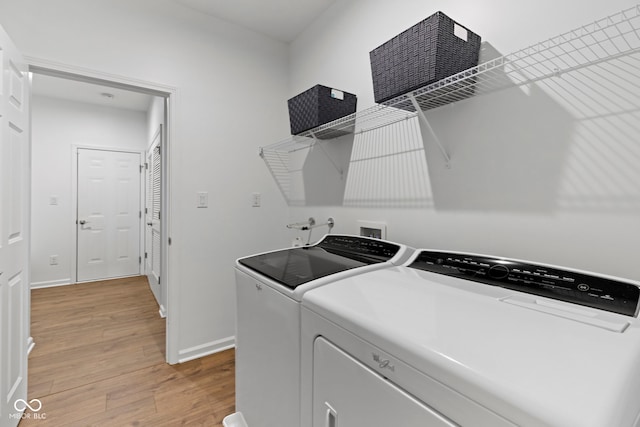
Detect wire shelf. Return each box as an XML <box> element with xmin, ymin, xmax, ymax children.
<box><xmin>260</xmin><ymin>5</ymin><xmax>640</xmax><ymax>204</ymax></box>
<box><xmin>390</xmin><ymin>4</ymin><xmax>640</xmax><ymax>112</ymax></box>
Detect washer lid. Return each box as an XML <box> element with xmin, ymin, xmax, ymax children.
<box><xmin>238</xmin><ymin>235</ymin><xmax>404</xmax><ymax>290</ymax></box>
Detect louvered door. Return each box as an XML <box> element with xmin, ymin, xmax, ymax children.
<box><xmin>145</xmin><ymin>126</ymin><xmax>162</xmax><ymax>307</ymax></box>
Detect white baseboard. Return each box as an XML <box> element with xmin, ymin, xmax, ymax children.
<box><xmin>159</xmin><ymin>305</ymin><xmax>167</xmax><ymax>318</ymax></box>
<box><xmin>27</xmin><ymin>337</ymin><xmax>35</xmax><ymax>355</ymax></box>
<box><xmin>30</xmin><ymin>279</ymin><xmax>72</xmax><ymax>289</ymax></box>
<box><xmin>178</xmin><ymin>336</ymin><xmax>235</xmax><ymax>363</ymax></box>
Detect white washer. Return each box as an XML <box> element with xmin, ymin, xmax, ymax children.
<box><xmin>300</xmin><ymin>249</ymin><xmax>640</xmax><ymax>427</ymax></box>
<box><xmin>227</xmin><ymin>234</ymin><xmax>413</xmax><ymax>427</ymax></box>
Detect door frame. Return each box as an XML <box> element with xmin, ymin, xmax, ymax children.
<box><xmin>27</xmin><ymin>56</ymin><xmax>179</xmax><ymax>364</ymax></box>
<box><xmin>71</xmin><ymin>146</ymin><xmax>145</xmax><ymax>283</ymax></box>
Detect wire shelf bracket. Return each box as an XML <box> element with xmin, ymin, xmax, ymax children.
<box><xmin>408</xmin><ymin>94</ymin><xmax>451</xmax><ymax>168</ymax></box>
<box><xmin>308</xmin><ymin>131</ymin><xmax>344</xmax><ymax>177</ymax></box>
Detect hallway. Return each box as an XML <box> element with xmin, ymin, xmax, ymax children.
<box><xmin>21</xmin><ymin>277</ymin><xmax>235</xmax><ymax>426</ymax></box>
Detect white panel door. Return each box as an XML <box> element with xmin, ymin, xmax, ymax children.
<box><xmin>145</xmin><ymin>126</ymin><xmax>161</xmax><ymax>306</ymax></box>
<box><xmin>0</xmin><ymin>25</ymin><xmax>30</xmax><ymax>426</ymax></box>
<box><xmin>77</xmin><ymin>149</ymin><xmax>141</xmax><ymax>282</ymax></box>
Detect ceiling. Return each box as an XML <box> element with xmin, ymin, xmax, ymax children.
<box><xmin>174</xmin><ymin>0</ymin><xmax>337</xmax><ymax>43</ymax></box>
<box><xmin>32</xmin><ymin>74</ymin><xmax>153</xmax><ymax>112</ymax></box>
<box><xmin>31</xmin><ymin>1</ymin><xmax>336</xmax><ymax>111</ymax></box>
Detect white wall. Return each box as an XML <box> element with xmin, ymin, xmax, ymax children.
<box><xmin>287</xmin><ymin>0</ymin><xmax>640</xmax><ymax>281</ymax></box>
<box><xmin>10</xmin><ymin>0</ymin><xmax>640</xmax><ymax>365</ymax></box>
<box><xmin>147</xmin><ymin>96</ymin><xmax>164</xmax><ymax>145</ymax></box>
<box><xmin>31</xmin><ymin>95</ymin><xmax>148</xmax><ymax>287</ymax></box>
<box><xmin>0</xmin><ymin>0</ymin><xmax>291</xmax><ymax>362</ymax></box>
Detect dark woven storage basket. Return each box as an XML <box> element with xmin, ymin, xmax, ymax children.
<box><xmin>370</xmin><ymin>11</ymin><xmax>481</xmax><ymax>104</ymax></box>
<box><xmin>288</xmin><ymin>85</ymin><xmax>357</xmax><ymax>136</ymax></box>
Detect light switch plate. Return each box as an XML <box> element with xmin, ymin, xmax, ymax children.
<box><xmin>197</xmin><ymin>191</ymin><xmax>208</xmax><ymax>208</ymax></box>
<box><xmin>252</xmin><ymin>193</ymin><xmax>261</xmax><ymax>207</ymax></box>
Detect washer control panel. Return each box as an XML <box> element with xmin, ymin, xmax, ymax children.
<box><xmin>409</xmin><ymin>250</ymin><xmax>640</xmax><ymax>317</ymax></box>
<box><xmin>318</xmin><ymin>235</ymin><xmax>400</xmax><ymax>261</ymax></box>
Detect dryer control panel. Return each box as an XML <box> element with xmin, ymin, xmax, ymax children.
<box><xmin>409</xmin><ymin>251</ymin><xmax>640</xmax><ymax>317</ymax></box>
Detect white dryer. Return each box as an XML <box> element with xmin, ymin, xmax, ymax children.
<box><xmin>227</xmin><ymin>234</ymin><xmax>413</xmax><ymax>427</ymax></box>
<box><xmin>300</xmin><ymin>249</ymin><xmax>640</xmax><ymax>427</ymax></box>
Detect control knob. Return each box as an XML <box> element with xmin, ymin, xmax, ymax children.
<box><xmin>488</xmin><ymin>264</ymin><xmax>510</xmax><ymax>280</ymax></box>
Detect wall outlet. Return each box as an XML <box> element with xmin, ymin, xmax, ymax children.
<box><xmin>49</xmin><ymin>255</ymin><xmax>59</xmax><ymax>266</ymax></box>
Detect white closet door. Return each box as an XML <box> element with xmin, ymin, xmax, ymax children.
<box><xmin>145</xmin><ymin>126</ymin><xmax>161</xmax><ymax>305</ymax></box>
<box><xmin>77</xmin><ymin>149</ymin><xmax>141</xmax><ymax>282</ymax></box>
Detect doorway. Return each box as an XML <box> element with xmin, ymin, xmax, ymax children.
<box><xmin>29</xmin><ymin>64</ymin><xmax>176</xmax><ymax>362</ymax></box>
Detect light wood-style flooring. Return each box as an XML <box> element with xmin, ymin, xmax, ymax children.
<box><xmin>20</xmin><ymin>276</ymin><xmax>235</xmax><ymax>426</ymax></box>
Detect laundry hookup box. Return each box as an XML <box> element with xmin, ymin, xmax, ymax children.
<box><xmin>287</xmin><ymin>84</ymin><xmax>357</xmax><ymax>136</ymax></box>
<box><xmin>369</xmin><ymin>11</ymin><xmax>481</xmax><ymax>104</ymax></box>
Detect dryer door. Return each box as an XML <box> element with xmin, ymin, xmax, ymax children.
<box><xmin>313</xmin><ymin>337</ymin><xmax>457</xmax><ymax>427</ymax></box>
